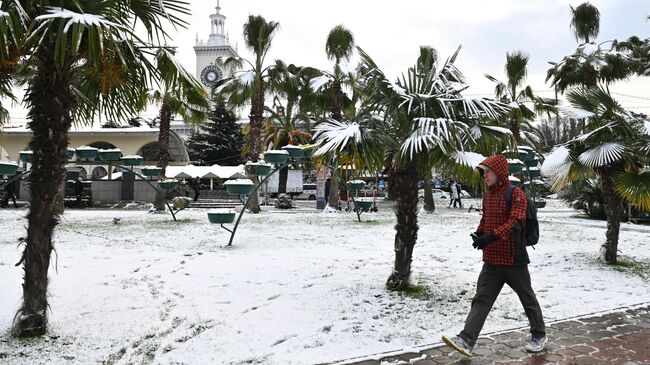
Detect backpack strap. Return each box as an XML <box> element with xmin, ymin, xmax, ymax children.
<box><xmin>505</xmin><ymin>185</ymin><xmax>516</xmax><ymax>214</ymax></box>
<box><xmin>505</xmin><ymin>185</ymin><xmax>529</xmax><ymax>246</ymax></box>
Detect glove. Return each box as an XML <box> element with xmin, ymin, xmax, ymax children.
<box><xmin>470</xmin><ymin>231</ymin><xmax>484</xmax><ymax>241</ymax></box>
<box><xmin>472</xmin><ymin>232</ymin><xmax>496</xmax><ymax>250</ymax></box>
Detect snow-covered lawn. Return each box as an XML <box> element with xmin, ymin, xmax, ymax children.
<box><xmin>1</xmin><ymin>199</ymin><xmax>649</xmax><ymax>364</ymax></box>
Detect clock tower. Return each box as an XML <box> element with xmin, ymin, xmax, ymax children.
<box><xmin>194</xmin><ymin>1</ymin><xmax>239</xmax><ymax>88</ymax></box>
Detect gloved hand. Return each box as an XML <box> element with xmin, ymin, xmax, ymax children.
<box><xmin>470</xmin><ymin>231</ymin><xmax>484</xmax><ymax>241</ymax></box>
<box><xmin>472</xmin><ymin>232</ymin><xmax>496</xmax><ymax>250</ymax></box>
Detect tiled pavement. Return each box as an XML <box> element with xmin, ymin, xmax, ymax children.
<box><xmin>335</xmin><ymin>304</ymin><xmax>650</xmax><ymax>365</ymax></box>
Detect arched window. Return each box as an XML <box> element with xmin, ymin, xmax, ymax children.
<box><xmin>91</xmin><ymin>166</ymin><xmax>107</xmax><ymax>180</ymax></box>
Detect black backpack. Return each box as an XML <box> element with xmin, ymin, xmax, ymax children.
<box><xmin>505</xmin><ymin>186</ymin><xmax>539</xmax><ymax>247</ymax></box>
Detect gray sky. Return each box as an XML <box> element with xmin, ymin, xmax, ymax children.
<box><xmin>5</xmin><ymin>0</ymin><xmax>650</xmax><ymax>123</ymax></box>
<box><xmin>175</xmin><ymin>0</ymin><xmax>649</xmax><ymax>112</ymax></box>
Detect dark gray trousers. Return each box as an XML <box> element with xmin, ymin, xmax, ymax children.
<box><xmin>460</xmin><ymin>264</ymin><xmax>545</xmax><ymax>346</ymax></box>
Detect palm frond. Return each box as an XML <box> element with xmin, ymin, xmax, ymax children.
<box><xmin>313</xmin><ymin>118</ymin><xmax>366</xmax><ymax>154</ymax></box>
<box><xmin>613</xmin><ymin>170</ymin><xmax>650</xmax><ymax>211</ymax></box>
<box><xmin>505</xmin><ymin>50</ymin><xmax>529</xmax><ymax>96</ymax></box>
<box><xmin>222</xmin><ymin>56</ymin><xmax>246</xmax><ymax>70</ymax></box>
<box><xmin>570</xmin><ymin>3</ymin><xmax>600</xmax><ymax>43</ymax></box>
<box><xmin>325</xmin><ymin>25</ymin><xmax>354</xmax><ymax>63</ymax></box>
<box><xmin>541</xmin><ymin>145</ymin><xmax>571</xmax><ymax>175</ymax></box>
<box><xmin>558</xmin><ymin>105</ymin><xmax>595</xmax><ymax>119</ymax></box>
<box><xmin>243</xmin><ymin>15</ymin><xmax>279</xmax><ymax>60</ymax></box>
<box><xmin>312</xmin><ymin>117</ymin><xmax>383</xmax><ymax>169</ymax></box>
<box><xmin>309</xmin><ymin>75</ymin><xmax>332</xmax><ymax>92</ymax></box>
<box><xmin>400</xmin><ymin>117</ymin><xmax>455</xmax><ymax>159</ymax></box>
<box><xmin>578</xmin><ymin>142</ymin><xmax>626</xmax><ymax>167</ymax></box>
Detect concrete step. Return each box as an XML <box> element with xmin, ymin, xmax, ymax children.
<box><xmin>188</xmin><ymin>201</ymin><xmax>242</xmax><ymax>209</ymax></box>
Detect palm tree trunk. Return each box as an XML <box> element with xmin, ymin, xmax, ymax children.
<box><xmin>247</xmin><ymin>86</ymin><xmax>265</xmax><ymax>213</ymax></box>
<box><xmin>386</xmin><ymin>165</ymin><xmax>419</xmax><ymax>290</ymax></box>
<box><xmin>510</xmin><ymin>117</ymin><xmax>521</xmax><ymax>143</ymax></box>
<box><xmin>422</xmin><ymin>174</ymin><xmax>435</xmax><ymax>212</ymax></box>
<box><xmin>330</xmin><ymin>80</ymin><xmax>343</xmax><ymax>122</ymax></box>
<box><xmin>278</xmin><ymin>165</ymin><xmax>288</xmax><ymax>194</ymax></box>
<box><xmin>157</xmin><ymin>103</ymin><xmax>172</xmax><ymax>178</ymax></box>
<box><xmin>14</xmin><ymin>48</ymin><xmax>74</xmax><ymax>337</ymax></box>
<box><xmin>599</xmin><ymin>168</ymin><xmax>624</xmax><ymax>264</ymax></box>
<box><xmin>326</xmin><ymin>82</ymin><xmax>344</xmax><ymax>204</ymax></box>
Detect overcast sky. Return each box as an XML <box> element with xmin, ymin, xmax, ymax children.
<box><xmin>5</xmin><ymin>0</ymin><xmax>650</xmax><ymax>122</ymax></box>
<box><xmin>173</xmin><ymin>0</ymin><xmax>649</xmax><ymax>113</ymax></box>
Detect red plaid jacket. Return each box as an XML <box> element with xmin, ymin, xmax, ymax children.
<box><xmin>477</xmin><ymin>155</ymin><xmax>529</xmax><ymax>266</ymax></box>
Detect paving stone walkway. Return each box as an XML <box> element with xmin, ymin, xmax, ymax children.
<box><xmin>336</xmin><ymin>304</ymin><xmax>650</xmax><ymax>365</ymax></box>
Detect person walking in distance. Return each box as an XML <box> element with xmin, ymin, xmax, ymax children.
<box><xmin>74</xmin><ymin>177</ymin><xmax>84</xmax><ymax>207</ymax></box>
<box><xmin>455</xmin><ymin>181</ymin><xmax>463</xmax><ymax>208</ymax></box>
<box><xmin>1</xmin><ymin>173</ymin><xmax>19</xmax><ymax>208</ymax></box>
<box><xmin>442</xmin><ymin>155</ymin><xmax>546</xmax><ymax>356</ymax></box>
<box><xmin>192</xmin><ymin>176</ymin><xmax>201</xmax><ymax>201</ymax></box>
<box><xmin>448</xmin><ymin>180</ymin><xmax>459</xmax><ymax>208</ymax></box>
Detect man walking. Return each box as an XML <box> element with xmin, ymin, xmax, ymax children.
<box><xmin>1</xmin><ymin>174</ymin><xmax>19</xmax><ymax>208</ymax></box>
<box><xmin>448</xmin><ymin>180</ymin><xmax>458</xmax><ymax>208</ymax></box>
<box><xmin>442</xmin><ymin>155</ymin><xmax>546</xmax><ymax>356</ymax></box>
<box><xmin>455</xmin><ymin>181</ymin><xmax>463</xmax><ymax>208</ymax></box>
<box><xmin>192</xmin><ymin>176</ymin><xmax>201</xmax><ymax>201</ymax></box>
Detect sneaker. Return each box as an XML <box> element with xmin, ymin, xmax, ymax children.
<box><xmin>442</xmin><ymin>335</ymin><xmax>473</xmax><ymax>356</ymax></box>
<box><xmin>525</xmin><ymin>336</ymin><xmax>547</xmax><ymax>352</ymax></box>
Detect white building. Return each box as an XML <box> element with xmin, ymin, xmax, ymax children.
<box><xmin>194</xmin><ymin>1</ymin><xmax>239</xmax><ymax>89</ymax></box>
<box><xmin>170</xmin><ymin>2</ymin><xmax>242</xmax><ymax>142</ymax></box>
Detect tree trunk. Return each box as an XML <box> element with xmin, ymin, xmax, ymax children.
<box><xmin>157</xmin><ymin>103</ymin><xmax>173</xmax><ymax>178</ymax></box>
<box><xmin>599</xmin><ymin>168</ymin><xmax>624</xmax><ymax>264</ymax></box>
<box><xmin>330</xmin><ymin>80</ymin><xmax>343</xmax><ymax>122</ymax></box>
<box><xmin>14</xmin><ymin>47</ymin><xmax>74</xmax><ymax>337</ymax></box>
<box><xmin>422</xmin><ymin>174</ymin><xmax>435</xmax><ymax>212</ymax></box>
<box><xmin>247</xmin><ymin>85</ymin><xmax>265</xmax><ymax>213</ymax></box>
<box><xmin>386</xmin><ymin>165</ymin><xmax>419</xmax><ymax>290</ymax></box>
<box><xmin>326</xmin><ymin>82</ymin><xmax>344</xmax><ymax>205</ymax></box>
<box><xmin>569</xmin><ymin>119</ymin><xmax>577</xmax><ymax>139</ymax></box>
<box><xmin>278</xmin><ymin>165</ymin><xmax>288</xmax><ymax>194</ymax></box>
<box><xmin>510</xmin><ymin>117</ymin><xmax>521</xmax><ymax>143</ymax></box>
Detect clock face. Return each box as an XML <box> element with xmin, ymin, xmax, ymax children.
<box><xmin>200</xmin><ymin>65</ymin><xmax>222</xmax><ymax>87</ymax></box>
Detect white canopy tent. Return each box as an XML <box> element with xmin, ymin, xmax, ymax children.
<box><xmin>101</xmin><ymin>164</ymin><xmax>246</xmax><ymax>189</ymax></box>
<box><xmin>164</xmin><ymin>164</ymin><xmax>246</xmax><ymax>189</ymax></box>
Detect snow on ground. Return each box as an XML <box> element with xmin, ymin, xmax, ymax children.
<box><xmin>0</xmin><ymin>198</ymin><xmax>649</xmax><ymax>365</ymax></box>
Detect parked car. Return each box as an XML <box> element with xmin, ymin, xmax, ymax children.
<box><xmin>301</xmin><ymin>183</ymin><xmax>317</xmax><ymax>200</ymax></box>
<box><xmin>418</xmin><ymin>188</ymin><xmax>448</xmax><ymax>199</ymax></box>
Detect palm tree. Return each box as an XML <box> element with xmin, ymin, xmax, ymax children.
<box><xmin>0</xmin><ymin>7</ymin><xmax>21</xmax><ymax>127</ymax></box>
<box><xmin>547</xmin><ymin>3</ymin><xmax>601</xmax><ymax>92</ymax></box>
<box><xmin>570</xmin><ymin>2</ymin><xmax>600</xmax><ymax>44</ymax></box>
<box><xmin>264</xmin><ymin>61</ymin><xmax>315</xmax><ymax>193</ymax></box>
<box><xmin>486</xmin><ymin>51</ymin><xmax>555</xmax><ymax>145</ymax></box>
<box><xmin>314</xmin><ymin>46</ymin><xmax>512</xmax><ymax>290</ymax></box>
<box><xmin>147</xmin><ymin>49</ymin><xmax>210</xmax><ymax>178</ymax></box>
<box><xmin>0</xmin><ymin>0</ymin><xmax>191</xmax><ymax>336</ymax></box>
<box><xmin>309</xmin><ymin>25</ymin><xmax>357</xmax><ymax>208</ymax></box>
<box><xmin>219</xmin><ymin>15</ymin><xmax>280</xmax><ymax>213</ymax></box>
<box><xmin>541</xmin><ymin>88</ymin><xmax>650</xmax><ymax>264</ymax></box>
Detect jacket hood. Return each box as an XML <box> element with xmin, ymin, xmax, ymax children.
<box><xmin>478</xmin><ymin>155</ymin><xmax>510</xmax><ymax>189</ymax></box>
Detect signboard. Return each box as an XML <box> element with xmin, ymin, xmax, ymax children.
<box><xmin>316</xmin><ymin>166</ymin><xmax>327</xmax><ymax>209</ymax></box>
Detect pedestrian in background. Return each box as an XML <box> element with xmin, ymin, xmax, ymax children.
<box><xmin>192</xmin><ymin>177</ymin><xmax>201</xmax><ymax>201</ymax></box>
<box><xmin>1</xmin><ymin>173</ymin><xmax>19</xmax><ymax>208</ymax></box>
